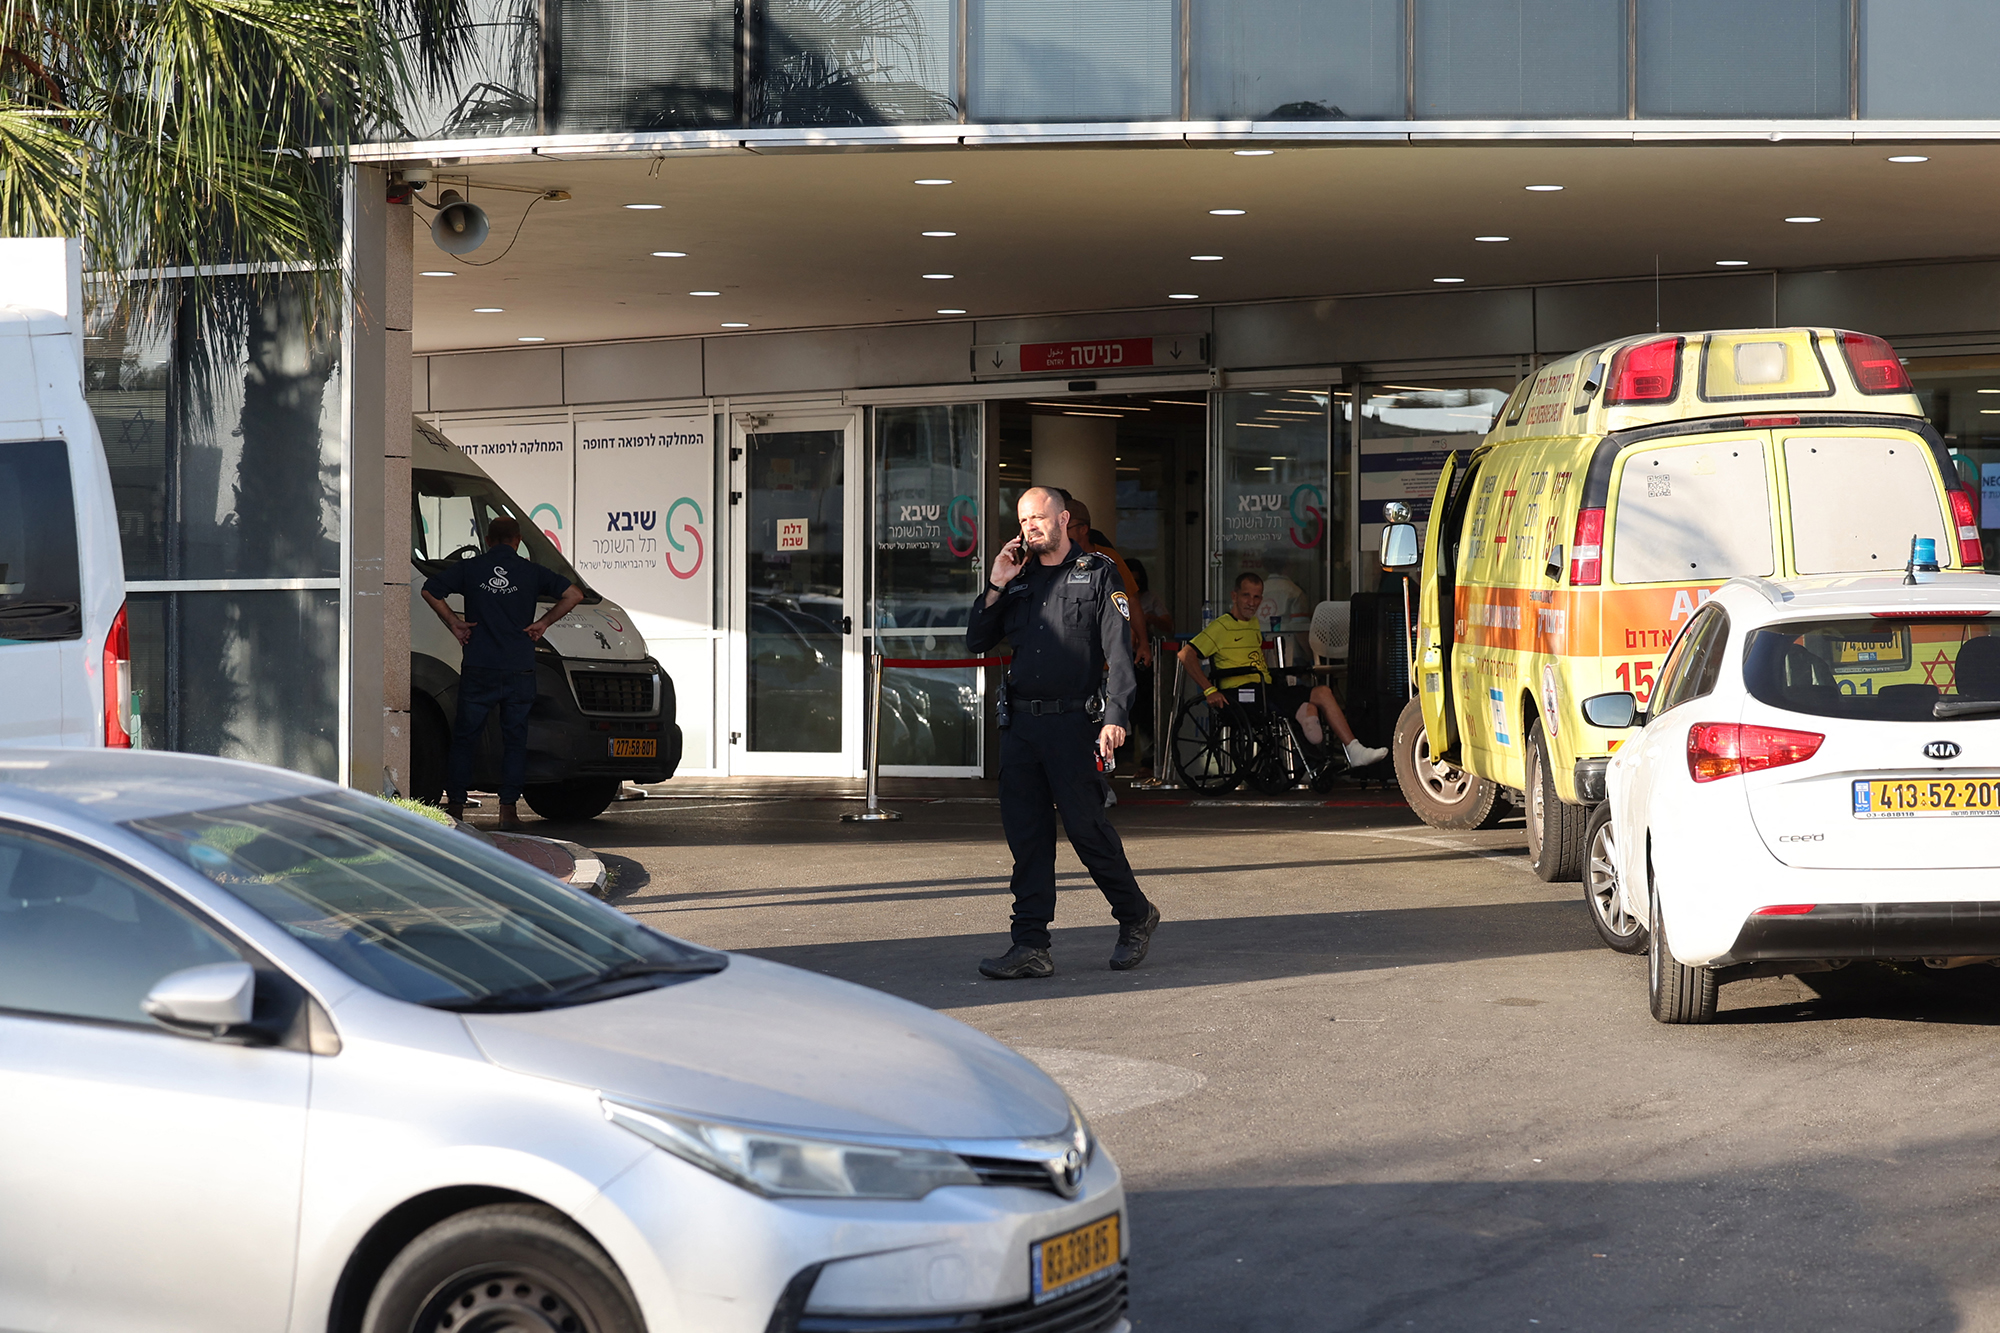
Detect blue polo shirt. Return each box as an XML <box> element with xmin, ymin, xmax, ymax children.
<box><xmin>422</xmin><ymin>545</ymin><xmax>572</xmax><ymax>672</ymax></box>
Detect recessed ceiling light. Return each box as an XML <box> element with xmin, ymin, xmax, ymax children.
<box><xmin>923</xmin><ymin>273</ymin><xmax>953</xmax><ymax>279</ymax></box>
<box><xmin>651</xmin><ymin>250</ymin><xmax>687</xmax><ymax>257</ymax></box>
<box><xmin>1233</xmin><ymin>149</ymin><xmax>1274</xmax><ymax>157</ymax></box>
<box><xmin>1980</xmin><ymin>388</ymin><xmax>2000</xmax><ymax>394</ymax></box>
<box><xmin>1982</xmin><ymin>409</ymin><xmax>2000</xmax><ymax>414</ymax></box>
<box><xmin>1888</xmin><ymin>155</ymin><xmax>1929</xmax><ymax>163</ymax></box>
<box><xmin>1715</xmin><ymin>259</ymin><xmax>1750</xmax><ymax>266</ymax></box>
<box><xmin>1433</xmin><ymin>277</ymin><xmax>1466</xmax><ymax>284</ymax></box>
<box><xmin>1190</xmin><ymin>255</ymin><xmax>1223</xmax><ymax>261</ymax></box>
<box><xmin>473</xmin><ymin>306</ymin><xmax>503</xmax><ymax>312</ymax></box>
<box><xmin>914</xmin><ymin>178</ymin><xmax>953</xmax><ymax>185</ymax></box>
<box><xmin>721</xmin><ymin>322</ymin><xmax>750</xmax><ymax>328</ymax></box>
<box><xmin>623</xmin><ymin>203</ymin><xmax>663</xmax><ymax>210</ymax></box>
<box><xmin>938</xmin><ymin>308</ymin><xmax>967</xmax><ymax>314</ymax></box>
<box><xmin>690</xmin><ymin>290</ymin><xmax>721</xmax><ymax>296</ymax></box>
<box><xmin>1168</xmin><ymin>293</ymin><xmax>1200</xmax><ymax>300</ymax></box>
<box><xmin>1209</xmin><ymin>208</ymin><xmax>1246</xmax><ymax>216</ymax></box>
<box><xmin>517</xmin><ymin>336</ymin><xmax>546</xmax><ymax>342</ymax></box>
<box><xmin>1525</xmin><ymin>184</ymin><xmax>1564</xmax><ymax>192</ymax></box>
<box><xmin>420</xmin><ymin>270</ymin><xmax>456</xmax><ymax>277</ymax></box>
<box><xmin>922</xmin><ymin>230</ymin><xmax>957</xmax><ymax>237</ymax></box>
<box><xmin>1785</xmin><ymin>216</ymin><xmax>1821</xmax><ymax>224</ymax></box>
<box><xmin>1475</xmin><ymin>235</ymin><xmax>1509</xmax><ymax>243</ymax></box>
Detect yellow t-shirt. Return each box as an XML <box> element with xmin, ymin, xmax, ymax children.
<box><xmin>1189</xmin><ymin>613</ymin><xmax>1269</xmax><ymax>688</ymax></box>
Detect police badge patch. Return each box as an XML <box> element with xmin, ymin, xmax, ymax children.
<box><xmin>1111</xmin><ymin>591</ymin><xmax>1130</xmax><ymax>620</ymax></box>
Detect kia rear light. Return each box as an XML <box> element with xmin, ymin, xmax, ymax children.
<box><xmin>103</xmin><ymin>601</ymin><xmax>131</xmax><ymax>748</ymax></box>
<box><xmin>1948</xmin><ymin>488</ymin><xmax>1984</xmax><ymax>567</ymax></box>
<box><xmin>1742</xmin><ymin>415</ymin><xmax>1800</xmax><ymax>428</ymax></box>
<box><xmin>1569</xmin><ymin>507</ymin><xmax>1604</xmax><ymax>586</ymax></box>
<box><xmin>1604</xmin><ymin>336</ymin><xmax>1684</xmax><ymax>406</ymax></box>
<box><xmin>1686</xmin><ymin>722</ymin><xmax>1823</xmax><ymax>783</ymax></box>
<box><xmin>1838</xmin><ymin>331</ymin><xmax>1913</xmax><ymax>394</ymax></box>
<box><xmin>1870</xmin><ymin>609</ymin><xmax>1989</xmax><ymax>619</ymax></box>
<box><xmin>1752</xmin><ymin>904</ymin><xmax>1817</xmax><ymax>916</ymax></box>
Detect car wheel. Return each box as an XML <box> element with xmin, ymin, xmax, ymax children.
<box><xmin>1583</xmin><ymin>802</ymin><xmax>1648</xmax><ymax>954</ymax></box>
<box><xmin>1392</xmin><ymin>698</ymin><xmax>1504</xmax><ymax>830</ymax></box>
<box><xmin>361</xmin><ymin>1203</ymin><xmax>643</xmax><ymax>1333</ymax></box>
<box><xmin>1524</xmin><ymin>721</ymin><xmax>1589</xmax><ymax>883</ymax></box>
<box><xmin>523</xmin><ymin>778</ymin><xmax>623</xmax><ymax>823</ymax></box>
<box><xmin>1648</xmin><ymin>881</ymin><xmax>1718</xmax><ymax>1025</ymax></box>
<box><xmin>409</xmin><ymin>699</ymin><xmax>450</xmax><ymax>806</ymax></box>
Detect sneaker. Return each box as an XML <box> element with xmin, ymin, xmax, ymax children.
<box><xmin>1109</xmin><ymin>903</ymin><xmax>1162</xmax><ymax>971</ymax></box>
<box><xmin>1344</xmin><ymin>738</ymin><xmax>1389</xmax><ymax>769</ymax></box>
<box><xmin>978</xmin><ymin>944</ymin><xmax>1054</xmax><ymax>980</ymax></box>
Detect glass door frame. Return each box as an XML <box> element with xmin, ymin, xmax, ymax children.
<box><xmin>725</xmin><ymin>409</ymin><xmax>865</xmax><ymax>777</ymax></box>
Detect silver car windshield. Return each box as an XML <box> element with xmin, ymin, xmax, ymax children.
<box><xmin>128</xmin><ymin>791</ymin><xmax>722</xmax><ymax>1010</ymax></box>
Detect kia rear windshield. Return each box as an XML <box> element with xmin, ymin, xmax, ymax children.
<box><xmin>129</xmin><ymin>789</ymin><xmax>723</xmax><ymax>1010</ymax></box>
<box><xmin>1744</xmin><ymin>617</ymin><xmax>2000</xmax><ymax>722</ymax></box>
<box><xmin>0</xmin><ymin>439</ymin><xmax>82</xmax><ymax>643</ymax></box>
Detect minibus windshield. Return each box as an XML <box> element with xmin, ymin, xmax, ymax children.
<box><xmin>0</xmin><ymin>439</ymin><xmax>82</xmax><ymax>642</ymax></box>
<box><xmin>412</xmin><ymin>468</ymin><xmax>595</xmax><ymax>599</ymax></box>
<box><xmin>1744</xmin><ymin>617</ymin><xmax>2000</xmax><ymax>722</ymax></box>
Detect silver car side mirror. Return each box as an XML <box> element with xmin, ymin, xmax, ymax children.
<box><xmin>1581</xmin><ymin>691</ymin><xmax>1639</xmax><ymax>729</ymax></box>
<box><xmin>143</xmin><ymin>961</ymin><xmax>256</xmax><ymax>1034</ymax></box>
<box><xmin>1380</xmin><ymin>523</ymin><xmax>1420</xmax><ymax>570</ymax></box>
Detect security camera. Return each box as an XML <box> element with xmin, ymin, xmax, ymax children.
<box><xmin>431</xmin><ymin>189</ymin><xmax>490</xmax><ymax>255</ymax></box>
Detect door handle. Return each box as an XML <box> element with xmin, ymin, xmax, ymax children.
<box><xmin>841</xmin><ymin>616</ymin><xmax>853</xmax><ymax>634</ymax></box>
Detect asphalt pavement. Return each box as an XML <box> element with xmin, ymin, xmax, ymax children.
<box><xmin>533</xmin><ymin>780</ymin><xmax>2000</xmax><ymax>1332</ymax></box>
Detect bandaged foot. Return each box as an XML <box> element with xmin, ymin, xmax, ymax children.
<box><xmin>1296</xmin><ymin>703</ymin><xmax>1324</xmax><ymax>746</ymax></box>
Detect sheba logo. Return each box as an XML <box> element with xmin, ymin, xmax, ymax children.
<box><xmin>1925</xmin><ymin>740</ymin><xmax>1962</xmax><ymax>760</ymax></box>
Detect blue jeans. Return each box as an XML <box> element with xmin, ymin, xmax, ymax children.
<box><xmin>449</xmin><ymin>666</ymin><xmax>536</xmax><ymax>804</ymax></box>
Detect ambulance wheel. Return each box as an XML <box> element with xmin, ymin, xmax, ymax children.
<box><xmin>523</xmin><ymin>779</ymin><xmax>621</xmax><ymax>823</ymax></box>
<box><xmin>409</xmin><ymin>698</ymin><xmax>450</xmax><ymax>806</ymax></box>
<box><xmin>1525</xmin><ymin>721</ymin><xmax>1588</xmax><ymax>883</ymax></box>
<box><xmin>1392</xmin><ymin>698</ymin><xmax>1504</xmax><ymax>830</ymax></box>
<box><xmin>1648</xmin><ymin>886</ymin><xmax>1718</xmax><ymax>1025</ymax></box>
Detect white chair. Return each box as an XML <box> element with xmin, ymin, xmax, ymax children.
<box><xmin>1310</xmin><ymin>600</ymin><xmax>1350</xmax><ymax>664</ymax></box>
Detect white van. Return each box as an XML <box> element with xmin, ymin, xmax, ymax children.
<box><xmin>410</xmin><ymin>420</ymin><xmax>682</xmax><ymax>820</ymax></box>
<box><xmin>0</xmin><ymin>306</ymin><xmax>128</xmax><ymax>748</ymax></box>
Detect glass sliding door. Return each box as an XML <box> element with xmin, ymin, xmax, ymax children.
<box><xmin>872</xmin><ymin>404</ymin><xmax>983</xmax><ymax>775</ymax></box>
<box><xmin>730</xmin><ymin>412</ymin><xmax>862</xmax><ymax>775</ymax></box>
<box><xmin>1212</xmin><ymin>388</ymin><xmax>1337</xmax><ymax>664</ymax></box>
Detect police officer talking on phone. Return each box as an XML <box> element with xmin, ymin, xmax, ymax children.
<box><xmin>966</xmin><ymin>486</ymin><xmax>1161</xmax><ymax>979</ymax></box>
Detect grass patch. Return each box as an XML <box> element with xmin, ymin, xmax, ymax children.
<box><xmin>384</xmin><ymin>795</ymin><xmax>456</xmax><ymax>827</ymax></box>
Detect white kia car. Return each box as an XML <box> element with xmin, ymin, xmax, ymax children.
<box><xmin>1580</xmin><ymin>572</ymin><xmax>2000</xmax><ymax>1024</ymax></box>
<box><xmin>0</xmin><ymin>751</ymin><xmax>1127</xmax><ymax>1333</ymax></box>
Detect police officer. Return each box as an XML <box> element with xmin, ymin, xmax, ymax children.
<box><xmin>420</xmin><ymin>514</ymin><xmax>584</xmax><ymax>829</ymax></box>
<box><xmin>967</xmin><ymin>486</ymin><xmax>1161</xmax><ymax>979</ymax></box>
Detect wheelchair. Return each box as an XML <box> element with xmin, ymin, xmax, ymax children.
<box><xmin>1170</xmin><ymin>676</ymin><xmax>1347</xmax><ymax>797</ymax></box>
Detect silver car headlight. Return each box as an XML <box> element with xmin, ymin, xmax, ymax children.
<box><xmin>601</xmin><ymin>1096</ymin><xmax>981</xmax><ymax>1200</ymax></box>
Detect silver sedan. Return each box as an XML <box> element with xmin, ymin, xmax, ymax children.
<box><xmin>0</xmin><ymin>750</ymin><xmax>1128</xmax><ymax>1333</ymax></box>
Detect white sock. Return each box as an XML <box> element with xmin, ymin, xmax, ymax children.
<box><xmin>1345</xmin><ymin>737</ymin><xmax>1386</xmax><ymax>766</ymax></box>
<box><xmin>1296</xmin><ymin>704</ymin><xmax>1323</xmax><ymax>746</ymax></box>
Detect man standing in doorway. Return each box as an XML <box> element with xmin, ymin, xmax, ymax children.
<box><xmin>967</xmin><ymin>486</ymin><xmax>1161</xmax><ymax>979</ymax></box>
<box><xmin>1064</xmin><ymin>499</ymin><xmax>1152</xmax><ymax>668</ymax></box>
<box><xmin>421</xmin><ymin>515</ymin><xmax>585</xmax><ymax>829</ymax></box>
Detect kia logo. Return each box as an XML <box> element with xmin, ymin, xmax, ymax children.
<box><xmin>1925</xmin><ymin>740</ymin><xmax>1962</xmax><ymax>760</ymax></box>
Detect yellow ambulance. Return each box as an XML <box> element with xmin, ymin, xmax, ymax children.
<box><xmin>1385</xmin><ymin>327</ymin><xmax>1983</xmax><ymax>880</ymax></box>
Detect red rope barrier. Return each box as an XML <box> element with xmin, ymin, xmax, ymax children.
<box><xmin>877</xmin><ymin>655</ymin><xmax>1011</xmax><ymax>669</ymax></box>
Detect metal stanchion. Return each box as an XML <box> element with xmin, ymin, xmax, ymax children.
<box><xmin>842</xmin><ymin>650</ymin><xmax>903</xmax><ymax>823</ymax></box>
<box><xmin>1132</xmin><ymin>635</ymin><xmax>1182</xmax><ymax>790</ymax></box>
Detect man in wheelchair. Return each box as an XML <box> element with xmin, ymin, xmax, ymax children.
<box><xmin>1178</xmin><ymin>571</ymin><xmax>1389</xmax><ymax>781</ymax></box>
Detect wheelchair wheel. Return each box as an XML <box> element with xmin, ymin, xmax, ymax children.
<box><xmin>1172</xmin><ymin>698</ymin><xmax>1247</xmax><ymax>793</ymax></box>
<box><xmin>1247</xmin><ymin>728</ymin><xmax>1298</xmax><ymax>796</ymax></box>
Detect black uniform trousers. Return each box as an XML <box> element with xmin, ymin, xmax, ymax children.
<box><xmin>999</xmin><ymin>706</ymin><xmax>1152</xmax><ymax>949</ymax></box>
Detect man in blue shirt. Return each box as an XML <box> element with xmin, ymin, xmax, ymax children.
<box><xmin>420</xmin><ymin>515</ymin><xmax>583</xmax><ymax>828</ymax></box>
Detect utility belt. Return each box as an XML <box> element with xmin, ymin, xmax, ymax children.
<box><xmin>998</xmin><ymin>688</ymin><xmax>1104</xmax><ymax>728</ymax></box>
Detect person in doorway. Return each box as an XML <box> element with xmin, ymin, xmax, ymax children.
<box><xmin>421</xmin><ymin>514</ymin><xmax>585</xmax><ymax>829</ymax></box>
<box><xmin>1125</xmin><ymin>558</ymin><xmax>1174</xmax><ymax>639</ymax></box>
<box><xmin>1063</xmin><ymin>501</ymin><xmax>1152</xmax><ymax>669</ymax></box>
<box><xmin>1179</xmin><ymin>571</ymin><xmax>1388</xmax><ymax>771</ymax></box>
<box><xmin>967</xmin><ymin>486</ymin><xmax>1161</xmax><ymax>980</ymax></box>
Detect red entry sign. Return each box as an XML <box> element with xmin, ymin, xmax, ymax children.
<box><xmin>1018</xmin><ymin>338</ymin><xmax>1157</xmax><ymax>373</ymax></box>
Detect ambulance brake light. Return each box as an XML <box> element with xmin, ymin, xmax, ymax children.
<box><xmin>1948</xmin><ymin>488</ymin><xmax>1984</xmax><ymax>567</ymax></box>
<box><xmin>103</xmin><ymin>602</ymin><xmax>131</xmax><ymax>749</ymax></box>
<box><xmin>1604</xmin><ymin>336</ymin><xmax>1684</xmax><ymax>406</ymax></box>
<box><xmin>1569</xmin><ymin>508</ymin><xmax>1604</xmax><ymax>585</ymax></box>
<box><xmin>1838</xmin><ymin>331</ymin><xmax>1912</xmax><ymax>394</ymax></box>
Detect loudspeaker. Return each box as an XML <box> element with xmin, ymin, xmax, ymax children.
<box><xmin>431</xmin><ymin>190</ymin><xmax>489</xmax><ymax>255</ymax></box>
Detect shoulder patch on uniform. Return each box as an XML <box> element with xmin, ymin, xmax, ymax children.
<box><xmin>1112</xmin><ymin>591</ymin><xmax>1130</xmax><ymax>620</ymax></box>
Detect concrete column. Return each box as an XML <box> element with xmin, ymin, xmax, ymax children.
<box><xmin>345</xmin><ymin>166</ymin><xmax>414</xmax><ymax>793</ymax></box>
<box><xmin>1030</xmin><ymin>413</ymin><xmax>1118</xmax><ymax>543</ymax></box>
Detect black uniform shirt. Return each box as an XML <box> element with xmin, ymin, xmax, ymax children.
<box><xmin>422</xmin><ymin>544</ymin><xmax>573</xmax><ymax>673</ymax></box>
<box><xmin>967</xmin><ymin>548</ymin><xmax>1137</xmax><ymax>728</ymax></box>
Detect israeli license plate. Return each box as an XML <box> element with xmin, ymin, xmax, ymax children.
<box><xmin>1030</xmin><ymin>1213</ymin><xmax>1120</xmax><ymax>1303</ymax></box>
<box><xmin>1852</xmin><ymin>777</ymin><xmax>2000</xmax><ymax>818</ymax></box>
<box><xmin>610</xmin><ymin>738</ymin><xmax>657</xmax><ymax>759</ymax></box>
